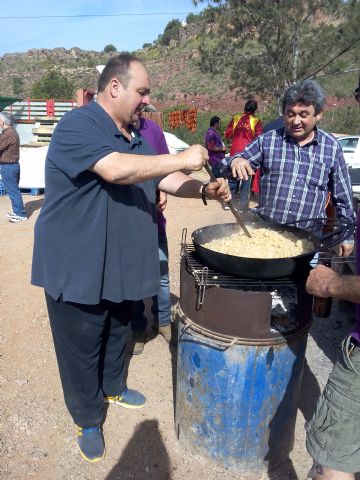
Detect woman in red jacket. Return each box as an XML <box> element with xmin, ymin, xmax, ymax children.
<box><xmin>225</xmin><ymin>100</ymin><xmax>263</xmax><ymax>210</ymax></box>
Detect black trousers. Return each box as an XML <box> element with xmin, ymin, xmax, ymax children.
<box><xmin>45</xmin><ymin>292</ymin><xmax>131</xmax><ymax>427</ymax></box>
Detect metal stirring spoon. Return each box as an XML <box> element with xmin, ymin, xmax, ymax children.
<box><xmin>204</xmin><ymin>162</ymin><xmax>252</xmax><ymax>238</ymax></box>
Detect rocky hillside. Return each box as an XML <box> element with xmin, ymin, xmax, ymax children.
<box><xmin>0</xmin><ymin>22</ymin><xmax>245</xmax><ymax>113</ymax></box>
<box><xmin>0</xmin><ymin>20</ymin><xmax>358</xmax><ymax>114</ymax></box>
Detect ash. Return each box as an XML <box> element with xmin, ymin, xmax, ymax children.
<box><xmin>270</xmin><ymin>286</ymin><xmax>298</xmax><ymax>333</ymax></box>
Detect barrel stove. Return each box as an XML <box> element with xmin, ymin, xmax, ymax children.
<box><xmin>175</xmin><ymin>244</ymin><xmax>313</xmax><ymax>476</ymax></box>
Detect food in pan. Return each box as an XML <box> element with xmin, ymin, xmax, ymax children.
<box><xmin>202</xmin><ymin>227</ymin><xmax>314</xmax><ymax>259</ymax></box>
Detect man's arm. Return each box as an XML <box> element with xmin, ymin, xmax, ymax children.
<box><xmin>159</xmin><ymin>171</ymin><xmax>231</xmax><ymax>202</ymax></box>
<box><xmin>306</xmin><ymin>265</ymin><xmax>360</xmax><ymax>304</ymax></box>
<box><xmin>89</xmin><ymin>145</ymin><xmax>208</xmax><ymax>185</ymax></box>
<box><xmin>219</xmin><ymin>136</ymin><xmax>263</xmax><ymax>181</ymax></box>
<box><xmin>0</xmin><ymin>128</ymin><xmax>14</xmax><ymax>151</ymax></box>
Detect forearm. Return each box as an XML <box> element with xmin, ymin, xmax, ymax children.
<box><xmin>91</xmin><ymin>152</ymin><xmax>187</xmax><ymax>184</ymax></box>
<box><xmin>329</xmin><ymin>275</ymin><xmax>360</xmax><ymax>303</ymax></box>
<box><xmin>159</xmin><ymin>171</ymin><xmax>202</xmax><ymax>197</ymax></box>
<box><xmin>306</xmin><ymin>265</ymin><xmax>360</xmax><ymax>303</ymax></box>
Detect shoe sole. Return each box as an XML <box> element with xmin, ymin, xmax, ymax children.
<box><xmin>105</xmin><ymin>398</ymin><xmax>146</xmax><ymax>409</ymax></box>
<box><xmin>79</xmin><ymin>446</ymin><xmax>106</xmax><ymax>463</ymax></box>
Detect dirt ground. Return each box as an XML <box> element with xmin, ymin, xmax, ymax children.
<box><xmin>0</xmin><ymin>170</ymin><xmax>357</xmax><ymax>480</ymax></box>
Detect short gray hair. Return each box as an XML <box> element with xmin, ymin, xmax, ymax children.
<box><xmin>282</xmin><ymin>80</ymin><xmax>325</xmax><ymax>115</ymax></box>
<box><xmin>0</xmin><ymin>111</ymin><xmax>15</xmax><ymax>127</ymax></box>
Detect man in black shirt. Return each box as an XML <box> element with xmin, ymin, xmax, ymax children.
<box><xmin>31</xmin><ymin>53</ymin><xmax>230</xmax><ymax>463</ymax></box>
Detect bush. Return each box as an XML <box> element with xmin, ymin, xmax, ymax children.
<box><xmin>160</xmin><ymin>19</ymin><xmax>182</xmax><ymax>46</ymax></box>
<box><xmin>31</xmin><ymin>70</ymin><xmax>75</xmax><ymax>99</ymax></box>
<box><xmin>186</xmin><ymin>13</ymin><xmax>201</xmax><ymax>24</ymax></box>
<box><xmin>103</xmin><ymin>44</ymin><xmax>117</xmax><ymax>53</ymax></box>
<box><xmin>320</xmin><ymin>105</ymin><xmax>360</xmax><ymax>135</ymax></box>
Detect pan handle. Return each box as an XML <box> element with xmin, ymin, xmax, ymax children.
<box><xmin>283</xmin><ymin>217</ymin><xmax>355</xmax><ymax>250</ymax></box>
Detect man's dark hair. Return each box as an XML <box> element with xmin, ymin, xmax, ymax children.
<box><xmin>244</xmin><ymin>100</ymin><xmax>258</xmax><ymax>114</ymax></box>
<box><xmin>282</xmin><ymin>79</ymin><xmax>325</xmax><ymax>115</ymax></box>
<box><xmin>210</xmin><ymin>116</ymin><xmax>221</xmax><ymax>127</ymax></box>
<box><xmin>97</xmin><ymin>52</ymin><xmax>145</xmax><ymax>92</ymax></box>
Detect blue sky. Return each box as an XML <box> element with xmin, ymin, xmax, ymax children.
<box><xmin>0</xmin><ymin>0</ymin><xmax>204</xmax><ymax>56</ymax></box>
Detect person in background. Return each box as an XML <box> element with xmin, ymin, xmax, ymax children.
<box><xmin>221</xmin><ymin>79</ymin><xmax>354</xmax><ymax>256</ymax></box>
<box><xmin>225</xmin><ymin>100</ymin><xmax>263</xmax><ymax>210</ymax></box>
<box><xmin>0</xmin><ymin>112</ymin><xmax>27</xmax><ymax>223</ymax></box>
<box><xmin>304</xmin><ymin>82</ymin><xmax>360</xmax><ymax>480</ymax></box>
<box><xmin>131</xmin><ymin>113</ymin><xmax>173</xmax><ymax>355</ymax></box>
<box><xmin>31</xmin><ymin>53</ymin><xmax>230</xmax><ymax>463</ymax></box>
<box><xmin>306</xmin><ymin>259</ymin><xmax>360</xmax><ymax>480</ymax></box>
<box><xmin>204</xmin><ymin>116</ymin><xmax>228</xmax><ymax>209</ymax></box>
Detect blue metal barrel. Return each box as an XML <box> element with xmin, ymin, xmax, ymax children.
<box><xmin>175</xmin><ymin>316</ymin><xmax>309</xmax><ymax>475</ymax></box>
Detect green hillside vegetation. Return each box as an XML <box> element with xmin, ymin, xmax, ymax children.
<box><xmin>1</xmin><ymin>3</ymin><xmax>359</xmax><ymax>136</ymax></box>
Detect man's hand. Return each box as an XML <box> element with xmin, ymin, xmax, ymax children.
<box><xmin>231</xmin><ymin>157</ymin><xmax>255</xmax><ymax>181</ymax></box>
<box><xmin>306</xmin><ymin>265</ymin><xmax>342</xmax><ymax>298</ymax></box>
<box><xmin>157</xmin><ymin>191</ymin><xmax>167</xmax><ymax>213</ymax></box>
<box><xmin>178</xmin><ymin>145</ymin><xmax>209</xmax><ymax>172</ymax></box>
<box><xmin>338</xmin><ymin>243</ymin><xmax>354</xmax><ymax>257</ymax></box>
<box><xmin>205</xmin><ymin>178</ymin><xmax>231</xmax><ymax>203</ymax></box>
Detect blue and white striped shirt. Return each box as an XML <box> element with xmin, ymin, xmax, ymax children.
<box><xmin>221</xmin><ymin>127</ymin><xmax>355</xmax><ymax>228</ymax></box>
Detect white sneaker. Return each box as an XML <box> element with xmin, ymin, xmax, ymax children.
<box><xmin>222</xmin><ymin>203</ymin><xmax>230</xmax><ymax>210</ymax></box>
<box><xmin>9</xmin><ymin>215</ymin><xmax>28</xmax><ymax>223</ymax></box>
<box><xmin>6</xmin><ymin>212</ymin><xmax>16</xmax><ymax>218</ymax></box>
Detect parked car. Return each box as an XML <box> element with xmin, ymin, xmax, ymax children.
<box><xmin>163</xmin><ymin>131</ymin><xmax>189</xmax><ymax>154</ymax></box>
<box><xmin>336</xmin><ymin>135</ymin><xmax>360</xmax><ymax>168</ymax></box>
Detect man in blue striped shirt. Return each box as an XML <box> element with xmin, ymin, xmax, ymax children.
<box><xmin>221</xmin><ymin>79</ymin><xmax>354</xmax><ymax>257</ymax></box>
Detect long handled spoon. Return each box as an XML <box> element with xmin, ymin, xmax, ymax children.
<box><xmin>204</xmin><ymin>163</ymin><xmax>252</xmax><ymax>238</ymax></box>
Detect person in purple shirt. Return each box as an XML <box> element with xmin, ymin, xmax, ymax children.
<box><xmin>204</xmin><ymin>116</ymin><xmax>227</xmax><ymax>172</ymax></box>
<box><xmin>204</xmin><ymin>116</ymin><xmax>229</xmax><ymax>209</ymax></box>
<box><xmin>131</xmin><ymin>114</ymin><xmax>173</xmax><ymax>355</ymax></box>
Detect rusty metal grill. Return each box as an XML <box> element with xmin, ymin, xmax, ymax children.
<box><xmin>181</xmin><ymin>244</ymin><xmax>305</xmax><ymax>289</ymax></box>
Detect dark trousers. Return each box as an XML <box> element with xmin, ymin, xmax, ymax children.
<box><xmin>45</xmin><ymin>292</ymin><xmax>132</xmax><ymax>428</ymax></box>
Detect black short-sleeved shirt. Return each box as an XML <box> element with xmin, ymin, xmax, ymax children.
<box><xmin>31</xmin><ymin>101</ymin><xmax>162</xmax><ymax>305</ymax></box>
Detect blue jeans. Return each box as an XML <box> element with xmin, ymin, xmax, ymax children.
<box><xmin>0</xmin><ymin>163</ymin><xmax>27</xmax><ymax>217</ymax></box>
<box><xmin>132</xmin><ymin>231</ymin><xmax>171</xmax><ymax>331</ymax></box>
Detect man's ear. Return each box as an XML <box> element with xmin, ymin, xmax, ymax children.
<box><xmin>315</xmin><ymin>111</ymin><xmax>323</xmax><ymax>122</ymax></box>
<box><xmin>109</xmin><ymin>78</ymin><xmax>123</xmax><ymax>98</ymax></box>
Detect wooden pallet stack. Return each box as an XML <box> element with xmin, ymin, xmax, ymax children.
<box><xmin>30</xmin><ymin>117</ymin><xmax>59</xmax><ymax>145</ymax></box>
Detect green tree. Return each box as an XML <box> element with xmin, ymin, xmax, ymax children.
<box><xmin>13</xmin><ymin>77</ymin><xmax>24</xmax><ymax>96</ymax></box>
<box><xmin>31</xmin><ymin>70</ymin><xmax>75</xmax><ymax>99</ymax></box>
<box><xmin>195</xmin><ymin>0</ymin><xmax>360</xmax><ymax>109</ymax></box>
<box><xmin>160</xmin><ymin>19</ymin><xmax>182</xmax><ymax>46</ymax></box>
<box><xmin>186</xmin><ymin>13</ymin><xmax>201</xmax><ymax>24</ymax></box>
<box><xmin>103</xmin><ymin>44</ymin><xmax>117</xmax><ymax>53</ymax></box>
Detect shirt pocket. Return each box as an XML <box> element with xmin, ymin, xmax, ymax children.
<box><xmin>307</xmin><ymin>162</ymin><xmax>329</xmax><ymax>191</ymax></box>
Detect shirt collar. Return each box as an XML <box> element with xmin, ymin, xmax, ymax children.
<box><xmin>283</xmin><ymin>125</ymin><xmax>319</xmax><ymax>146</ymax></box>
<box><xmin>89</xmin><ymin>100</ymin><xmax>140</xmax><ymax>146</ymax></box>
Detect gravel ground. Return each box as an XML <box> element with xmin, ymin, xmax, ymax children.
<box><xmin>0</xmin><ymin>170</ymin><xmax>357</xmax><ymax>480</ymax></box>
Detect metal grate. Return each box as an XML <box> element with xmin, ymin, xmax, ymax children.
<box><xmin>181</xmin><ymin>244</ymin><xmax>305</xmax><ymax>290</ymax></box>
